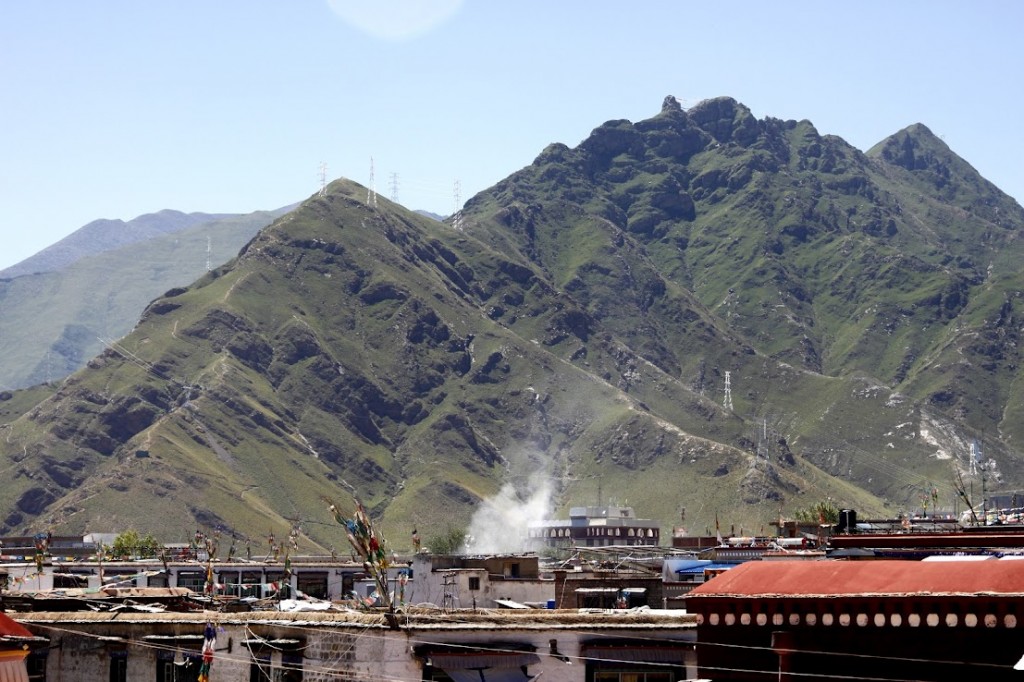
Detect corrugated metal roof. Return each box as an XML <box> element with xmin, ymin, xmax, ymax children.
<box><xmin>675</xmin><ymin>563</ymin><xmax>735</xmax><ymax>574</ymax></box>
<box><xmin>687</xmin><ymin>559</ymin><xmax>1024</xmax><ymax>598</ymax></box>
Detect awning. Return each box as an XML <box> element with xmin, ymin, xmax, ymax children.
<box><xmin>142</xmin><ymin>634</ymin><xmax>205</xmax><ymax>644</ymax></box>
<box><xmin>242</xmin><ymin>638</ymin><xmax>304</xmax><ymax>651</ymax></box>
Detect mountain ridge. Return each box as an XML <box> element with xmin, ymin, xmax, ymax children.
<box><xmin>0</xmin><ymin>210</ymin><xmax>235</xmax><ymax>278</ymax></box>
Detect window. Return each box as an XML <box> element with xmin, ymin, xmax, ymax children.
<box><xmin>584</xmin><ymin>642</ymin><xmax>686</xmax><ymax>682</ymax></box>
<box><xmin>468</xmin><ymin>577</ymin><xmax>480</xmax><ymax>591</ymax></box>
<box><xmin>54</xmin><ymin>572</ymin><xmax>89</xmax><ymax>589</ymax></box>
<box><xmin>593</xmin><ymin>671</ymin><xmax>673</xmax><ymax>682</ymax></box>
<box><xmin>279</xmin><ymin>653</ymin><xmax>304</xmax><ymax>682</ymax></box>
<box><xmin>109</xmin><ymin>653</ymin><xmax>127</xmax><ymax>682</ymax></box>
<box><xmin>265</xmin><ymin>571</ymin><xmax>291</xmax><ymax>599</ymax></box>
<box><xmin>156</xmin><ymin>657</ymin><xmax>175</xmax><ymax>682</ymax></box>
<box><xmin>296</xmin><ymin>572</ymin><xmax>328</xmax><ymax>599</ymax></box>
<box><xmin>241</xmin><ymin>571</ymin><xmax>263</xmax><ymax>599</ymax></box>
<box><xmin>250</xmin><ymin>654</ymin><xmax>303</xmax><ymax>682</ymax></box>
<box><xmin>219</xmin><ymin>571</ymin><xmax>240</xmax><ymax>596</ymax></box>
<box><xmin>250</xmin><ymin>654</ymin><xmax>272</xmax><ymax>682</ymax></box>
<box><xmin>27</xmin><ymin>652</ymin><xmax>47</xmax><ymax>682</ymax></box>
<box><xmin>156</xmin><ymin>652</ymin><xmax>201</xmax><ymax>682</ymax></box>
<box><xmin>105</xmin><ymin>571</ymin><xmax>137</xmax><ymax>588</ymax></box>
<box><xmin>176</xmin><ymin>571</ymin><xmax>206</xmax><ymax>592</ymax></box>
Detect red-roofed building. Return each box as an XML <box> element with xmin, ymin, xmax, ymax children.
<box><xmin>0</xmin><ymin>612</ymin><xmax>33</xmax><ymax>682</ymax></box>
<box><xmin>687</xmin><ymin>560</ymin><xmax>1024</xmax><ymax>681</ymax></box>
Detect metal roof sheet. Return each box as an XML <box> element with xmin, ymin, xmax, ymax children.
<box><xmin>687</xmin><ymin>559</ymin><xmax>1024</xmax><ymax>598</ymax></box>
<box><xmin>675</xmin><ymin>563</ymin><xmax>735</xmax><ymax>574</ymax></box>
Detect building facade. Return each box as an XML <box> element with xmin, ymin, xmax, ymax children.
<box><xmin>528</xmin><ymin>506</ymin><xmax>661</xmax><ymax>549</ymax></box>
<box><xmin>687</xmin><ymin>559</ymin><xmax>1024</xmax><ymax>681</ymax></box>
<box><xmin>12</xmin><ymin>609</ymin><xmax>698</xmax><ymax>682</ymax></box>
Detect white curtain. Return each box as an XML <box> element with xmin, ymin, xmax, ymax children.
<box><xmin>0</xmin><ymin>658</ymin><xmax>28</xmax><ymax>682</ymax></box>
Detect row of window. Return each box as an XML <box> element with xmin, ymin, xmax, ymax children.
<box><xmin>52</xmin><ymin>571</ymin><xmax>338</xmax><ymax>599</ymax></box>
<box><xmin>700</xmin><ymin>609</ymin><xmax>1023</xmax><ymax>629</ymax></box>
<box><xmin>530</xmin><ymin>528</ymin><xmax>658</xmax><ymax>538</ymax></box>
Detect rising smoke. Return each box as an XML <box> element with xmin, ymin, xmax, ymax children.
<box><xmin>463</xmin><ymin>475</ymin><xmax>553</xmax><ymax>554</ymax></box>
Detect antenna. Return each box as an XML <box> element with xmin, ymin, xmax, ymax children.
<box><xmin>318</xmin><ymin>162</ymin><xmax>327</xmax><ymax>197</ymax></box>
<box><xmin>723</xmin><ymin>371</ymin><xmax>733</xmax><ymax>411</ymax></box>
<box><xmin>367</xmin><ymin>157</ymin><xmax>378</xmax><ymax>207</ymax></box>
<box><xmin>389</xmin><ymin>172</ymin><xmax>399</xmax><ymax>203</ymax></box>
<box><xmin>452</xmin><ymin>179</ymin><xmax>463</xmax><ymax>230</ymax></box>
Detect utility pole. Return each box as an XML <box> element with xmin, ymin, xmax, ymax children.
<box><xmin>441</xmin><ymin>572</ymin><xmax>456</xmax><ymax>612</ymax></box>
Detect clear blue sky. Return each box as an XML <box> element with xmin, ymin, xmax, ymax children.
<box><xmin>2</xmin><ymin>1</ymin><xmax>1022</xmax><ymax>271</ymax></box>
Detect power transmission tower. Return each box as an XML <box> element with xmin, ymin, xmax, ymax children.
<box><xmin>205</xmin><ymin>235</ymin><xmax>211</xmax><ymax>272</ymax></box>
<box><xmin>451</xmin><ymin>179</ymin><xmax>463</xmax><ymax>230</ymax></box>
<box><xmin>723</xmin><ymin>371</ymin><xmax>733</xmax><ymax>411</ymax></box>
<box><xmin>367</xmin><ymin>157</ymin><xmax>378</xmax><ymax>207</ymax></box>
<box><xmin>389</xmin><ymin>172</ymin><xmax>399</xmax><ymax>203</ymax></box>
<box><xmin>318</xmin><ymin>161</ymin><xmax>327</xmax><ymax>197</ymax></box>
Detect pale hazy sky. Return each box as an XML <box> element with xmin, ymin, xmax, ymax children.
<box><xmin>2</xmin><ymin>1</ymin><xmax>1021</xmax><ymax>270</ymax></box>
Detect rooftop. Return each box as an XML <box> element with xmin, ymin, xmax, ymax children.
<box><xmin>688</xmin><ymin>559</ymin><xmax>1024</xmax><ymax>598</ymax></box>
<box><xmin>12</xmin><ymin>608</ymin><xmax>697</xmax><ymax>631</ymax></box>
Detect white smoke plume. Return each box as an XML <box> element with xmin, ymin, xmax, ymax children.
<box><xmin>463</xmin><ymin>476</ymin><xmax>553</xmax><ymax>554</ymax></box>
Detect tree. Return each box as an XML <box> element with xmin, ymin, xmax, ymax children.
<box><xmin>793</xmin><ymin>499</ymin><xmax>839</xmax><ymax>525</ymax></box>
<box><xmin>110</xmin><ymin>530</ymin><xmax>161</xmax><ymax>559</ymax></box>
<box><xmin>426</xmin><ymin>526</ymin><xmax>467</xmax><ymax>554</ymax></box>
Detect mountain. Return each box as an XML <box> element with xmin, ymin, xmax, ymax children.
<box><xmin>0</xmin><ymin>210</ymin><xmax>232</xmax><ymax>278</ymax></box>
<box><xmin>1</xmin><ymin>96</ymin><xmax>1022</xmax><ymax>551</ymax></box>
<box><xmin>0</xmin><ymin>209</ymin><xmax>292</xmax><ymax>390</ymax></box>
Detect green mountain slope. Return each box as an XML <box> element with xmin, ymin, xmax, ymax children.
<box><xmin>1</xmin><ymin>97</ymin><xmax>1021</xmax><ymax>550</ymax></box>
